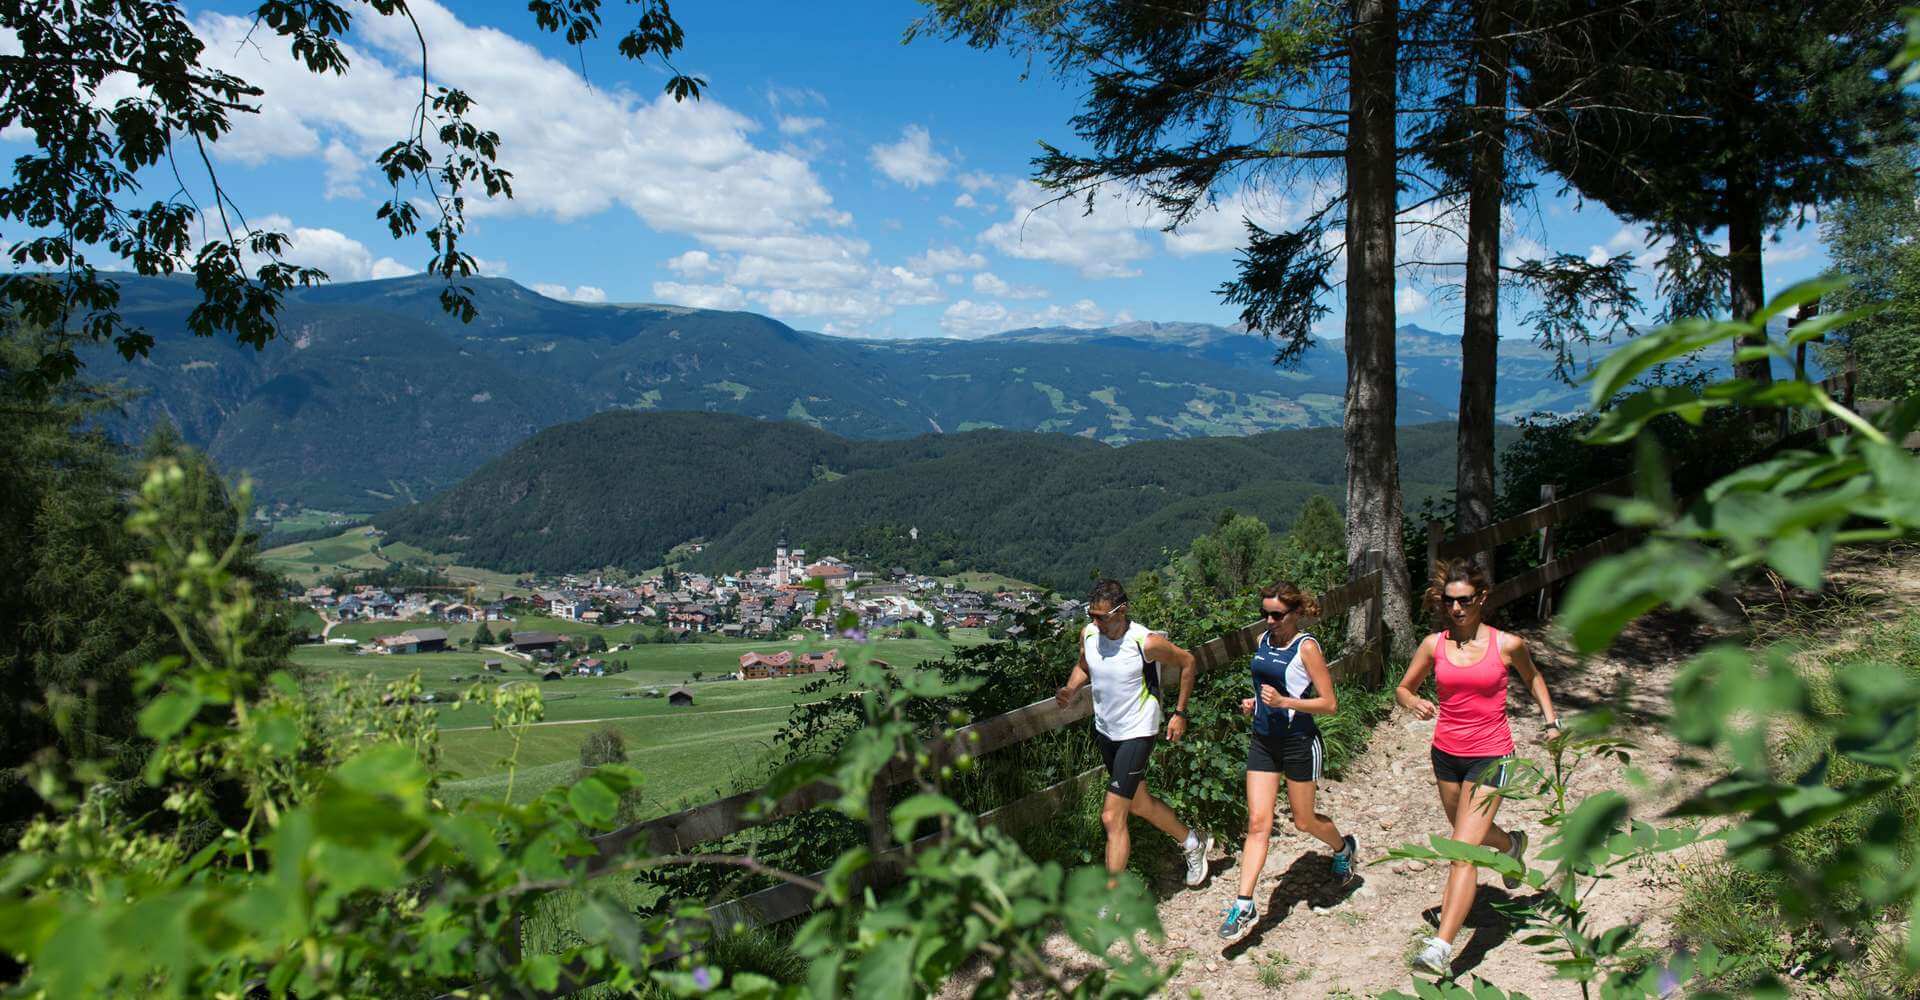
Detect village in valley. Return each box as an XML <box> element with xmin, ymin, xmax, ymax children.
<box><xmin>292</xmin><ymin>527</ymin><xmax>1069</xmax><ymax>686</ymax></box>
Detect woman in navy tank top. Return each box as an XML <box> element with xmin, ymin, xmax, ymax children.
<box><xmin>1217</xmin><ymin>580</ymin><xmax>1357</xmax><ymax>940</ymax></box>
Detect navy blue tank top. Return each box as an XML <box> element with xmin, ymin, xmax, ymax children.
<box><xmin>1251</xmin><ymin>631</ymin><xmax>1319</xmax><ymax>738</ymax></box>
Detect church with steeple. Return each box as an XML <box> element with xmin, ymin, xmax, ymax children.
<box><xmin>774</xmin><ymin>529</ymin><xmax>805</xmax><ymax>585</ymax></box>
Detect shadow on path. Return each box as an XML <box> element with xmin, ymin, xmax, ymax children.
<box><xmin>1220</xmin><ymin>849</ymin><xmax>1362</xmax><ymax>958</ymax></box>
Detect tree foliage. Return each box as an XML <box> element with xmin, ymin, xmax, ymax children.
<box><xmin>1819</xmin><ymin>141</ymin><xmax>1920</xmax><ymax>398</ymax></box>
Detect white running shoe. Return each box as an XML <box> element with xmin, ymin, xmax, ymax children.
<box><xmin>1413</xmin><ymin>935</ymin><xmax>1454</xmax><ymax>976</ymax></box>
<box><xmin>1183</xmin><ymin>831</ymin><xmax>1214</xmax><ymax>886</ymax></box>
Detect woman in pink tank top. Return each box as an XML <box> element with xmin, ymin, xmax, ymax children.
<box><xmin>1393</xmin><ymin>558</ymin><xmax>1561</xmax><ymax>977</ymax></box>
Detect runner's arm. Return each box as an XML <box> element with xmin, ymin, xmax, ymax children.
<box><xmin>1145</xmin><ymin>633</ymin><xmax>1197</xmax><ymax>715</ymax></box>
<box><xmin>1503</xmin><ymin>633</ymin><xmax>1559</xmax><ymax>731</ymax></box>
<box><xmin>1395</xmin><ymin>636</ymin><xmax>1438</xmax><ymax>720</ymax></box>
<box><xmin>1279</xmin><ymin>637</ymin><xmax>1339</xmax><ymax>715</ymax></box>
<box><xmin>1055</xmin><ymin>648</ymin><xmax>1091</xmax><ymax>707</ymax></box>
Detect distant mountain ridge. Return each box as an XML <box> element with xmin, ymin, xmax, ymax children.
<box><xmin>82</xmin><ymin>274</ymin><xmax>1603</xmax><ymax>510</ymax></box>
<box><xmin>375</xmin><ymin>411</ymin><xmax>1508</xmax><ymax>589</ymax></box>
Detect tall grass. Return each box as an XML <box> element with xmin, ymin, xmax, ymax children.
<box><xmin>1673</xmin><ymin>607</ymin><xmax>1920</xmax><ymax>995</ymax></box>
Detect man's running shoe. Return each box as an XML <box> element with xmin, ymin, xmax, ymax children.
<box><xmin>1217</xmin><ymin>897</ymin><xmax>1258</xmax><ymax>939</ymax></box>
<box><xmin>1503</xmin><ymin>828</ymin><xmax>1529</xmax><ymax>890</ymax></box>
<box><xmin>1183</xmin><ymin>831</ymin><xmax>1214</xmax><ymax>886</ymax></box>
<box><xmin>1412</xmin><ymin>935</ymin><xmax>1454</xmax><ymax>976</ymax></box>
<box><xmin>1332</xmin><ymin>834</ymin><xmax>1358</xmax><ymax>882</ymax></box>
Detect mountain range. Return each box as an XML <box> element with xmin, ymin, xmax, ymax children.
<box><xmin>84</xmin><ymin>273</ymin><xmax>1601</xmax><ymax>511</ymax></box>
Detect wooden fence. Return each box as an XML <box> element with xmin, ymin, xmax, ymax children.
<box><xmin>449</xmin><ymin>551</ymin><xmax>1388</xmax><ymax>999</ymax></box>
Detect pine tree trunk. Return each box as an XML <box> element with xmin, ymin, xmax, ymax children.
<box><xmin>1345</xmin><ymin>0</ymin><xmax>1414</xmax><ymax>653</ymax></box>
<box><xmin>1726</xmin><ymin>166</ymin><xmax>1773</xmax><ymax>384</ymax></box>
<box><xmin>1457</xmin><ymin>0</ymin><xmax>1506</xmax><ymax>576</ymax></box>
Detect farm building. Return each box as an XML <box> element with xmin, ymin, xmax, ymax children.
<box><xmin>511</xmin><ymin>631</ymin><xmax>562</xmax><ymax>653</ymax></box>
<box><xmin>667</xmin><ymin>686</ymin><xmax>694</xmax><ymax>707</ymax></box>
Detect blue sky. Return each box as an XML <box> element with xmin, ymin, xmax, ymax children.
<box><xmin>67</xmin><ymin>0</ymin><xmax>1832</xmax><ymax>340</ymax></box>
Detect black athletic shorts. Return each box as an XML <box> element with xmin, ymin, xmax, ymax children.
<box><xmin>1248</xmin><ymin>728</ymin><xmax>1323</xmax><ymax>782</ymax></box>
<box><xmin>1094</xmin><ymin>730</ymin><xmax>1156</xmax><ymax>799</ymax></box>
<box><xmin>1431</xmin><ymin>746</ymin><xmax>1511</xmax><ymax>788</ymax></box>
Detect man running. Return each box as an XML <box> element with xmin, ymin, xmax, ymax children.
<box><xmin>1056</xmin><ymin>579</ymin><xmax>1214</xmax><ymax>890</ymax></box>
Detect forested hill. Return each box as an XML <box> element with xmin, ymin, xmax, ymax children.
<box><xmin>375</xmin><ymin>411</ymin><xmax>1508</xmax><ymax>589</ymax></box>
<box><xmin>87</xmin><ymin>274</ymin><xmax>1586</xmax><ymax>511</ymax></box>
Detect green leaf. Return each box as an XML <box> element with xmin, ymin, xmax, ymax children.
<box><xmin>1558</xmin><ymin>545</ymin><xmax>1724</xmax><ymax>653</ymax></box>
<box><xmin>1537</xmin><ymin>793</ymin><xmax>1628</xmax><ymax>875</ymax></box>
<box><xmin>1585</xmin><ymin>316</ymin><xmax>1748</xmax><ymax>407</ymax></box>
<box><xmin>1753</xmin><ymin>276</ymin><xmax>1852</xmax><ymax>327</ymax></box>
<box><xmin>853</xmin><ymin>934</ymin><xmax>916</xmax><ymax>999</ymax></box>
<box><xmin>334</xmin><ymin>744</ymin><xmax>431</xmax><ymax>814</ymax></box>
<box><xmin>890</xmin><ymin>793</ymin><xmax>963</xmax><ymax>843</ymax></box>
<box><xmin>137</xmin><ymin>690</ymin><xmax>201</xmax><ymax>740</ymax></box>
<box><xmin>568</xmin><ymin>778</ymin><xmax>619</xmax><ymax>827</ymax></box>
<box><xmin>1764</xmin><ymin>529</ymin><xmax>1829</xmax><ymax>590</ymax></box>
<box><xmin>1834</xmin><ymin>664</ymin><xmax>1920</xmax><ymax>768</ymax></box>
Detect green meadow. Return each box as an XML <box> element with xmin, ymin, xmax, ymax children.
<box><xmin>291</xmin><ymin>626</ymin><xmax>976</xmax><ymax>813</ymax></box>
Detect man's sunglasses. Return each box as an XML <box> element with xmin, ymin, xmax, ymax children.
<box><xmin>1441</xmin><ymin>593</ymin><xmax>1482</xmax><ymax>607</ymax></box>
<box><xmin>1088</xmin><ymin>603</ymin><xmax>1128</xmax><ymax>622</ymax></box>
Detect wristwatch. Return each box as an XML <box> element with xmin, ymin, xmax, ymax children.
<box><xmin>1170</xmin><ymin>708</ymin><xmax>1189</xmax><ymax>720</ymax></box>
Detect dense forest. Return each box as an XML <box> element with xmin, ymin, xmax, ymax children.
<box><xmin>375</xmin><ymin>411</ymin><xmax>1497</xmax><ymax>588</ymax></box>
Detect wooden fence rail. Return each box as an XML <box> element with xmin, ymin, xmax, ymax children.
<box><xmin>447</xmin><ymin>552</ymin><xmax>1389</xmax><ymax>999</ymax></box>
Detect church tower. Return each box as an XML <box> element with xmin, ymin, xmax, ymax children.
<box><xmin>775</xmin><ymin>529</ymin><xmax>790</xmax><ymax>584</ymax></box>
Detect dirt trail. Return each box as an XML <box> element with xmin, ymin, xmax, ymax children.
<box><xmin>942</xmin><ymin>547</ymin><xmax>1919</xmax><ymax>998</ymax></box>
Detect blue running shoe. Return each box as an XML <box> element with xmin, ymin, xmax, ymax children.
<box><xmin>1217</xmin><ymin>898</ymin><xmax>1258</xmax><ymax>939</ymax></box>
<box><xmin>1332</xmin><ymin>834</ymin><xmax>1357</xmax><ymax>881</ymax></box>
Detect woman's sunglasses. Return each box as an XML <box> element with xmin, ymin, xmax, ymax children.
<box><xmin>1441</xmin><ymin>593</ymin><xmax>1482</xmax><ymax>607</ymax></box>
<box><xmin>1263</xmin><ymin>607</ymin><xmax>1295</xmax><ymax>620</ymax></box>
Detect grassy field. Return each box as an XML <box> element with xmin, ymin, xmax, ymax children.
<box><xmin>936</xmin><ymin>571</ymin><xmax>1045</xmax><ymax>593</ymax></box>
<box><xmin>261</xmin><ymin>528</ymin><xmax>530</xmax><ymax>599</ymax></box>
<box><xmin>292</xmin><ymin>626</ymin><xmax>970</xmax><ymax>812</ymax></box>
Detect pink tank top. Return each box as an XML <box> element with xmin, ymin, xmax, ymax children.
<box><xmin>1430</xmin><ymin>628</ymin><xmax>1515</xmax><ymax>757</ymax></box>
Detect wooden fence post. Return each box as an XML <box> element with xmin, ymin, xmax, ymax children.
<box><xmin>1535</xmin><ymin>484</ymin><xmax>1559</xmax><ymax>620</ymax></box>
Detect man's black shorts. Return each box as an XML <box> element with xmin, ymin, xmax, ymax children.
<box><xmin>1094</xmin><ymin>730</ymin><xmax>1156</xmax><ymax>798</ymax></box>
<box><xmin>1430</xmin><ymin>745</ymin><xmax>1511</xmax><ymax>788</ymax></box>
<box><xmin>1249</xmin><ymin>729</ymin><xmax>1323</xmax><ymax>783</ymax></box>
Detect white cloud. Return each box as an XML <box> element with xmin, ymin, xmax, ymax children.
<box><xmin>1161</xmin><ymin>186</ymin><xmax>1310</xmax><ymax>257</ymax></box>
<box><xmin>869</xmin><ymin>124</ymin><xmax>950</xmax><ymax>189</ymax></box>
<box><xmin>778</xmin><ymin>115</ymin><xmax>825</xmax><ymax>135</ymax></box>
<box><xmin>954</xmin><ymin>192</ymin><xmax>977</xmax><ymax>209</ymax></box>
<box><xmin>956</xmin><ymin>171</ymin><xmax>1002</xmax><ymax>193</ymax></box>
<box><xmin>766</xmin><ymin>86</ymin><xmax>827</xmax><ymax>111</ymax></box>
<box><xmin>1395</xmin><ymin>285</ymin><xmax>1431</xmax><ymax>316</ymax></box>
<box><xmin>194</xmin><ymin>4</ymin><xmax>844</xmax><ymax>241</ymax></box>
<box><xmin>665</xmin><ymin>250</ymin><xmax>718</xmax><ymax>278</ymax></box>
<box><xmin>321</xmin><ymin>140</ymin><xmax>366</xmax><ymax>200</ymax></box>
<box><xmin>971</xmin><ymin>271</ymin><xmax>1047</xmax><ymax>299</ymax></box>
<box><xmin>243</xmin><ymin>214</ymin><xmax>414</xmax><ymax>282</ymax></box>
<box><xmin>909</xmin><ymin>245</ymin><xmax>988</xmax><ymax>274</ymax></box>
<box><xmin>532</xmin><ymin>283</ymin><xmax>607</xmax><ymax>303</ymax></box>
<box><xmin>980</xmin><ymin>181</ymin><xmax>1156</xmax><ymax>279</ymax></box>
<box><xmin>653</xmin><ymin>281</ymin><xmax>747</xmax><ymax>310</ymax></box>
<box><xmin>1767</xmin><ymin>240</ymin><xmax>1816</xmax><ymax>264</ymax></box>
<box><xmin>972</xmin><ymin>272</ymin><xmax>1010</xmax><ymax>296</ymax></box>
<box><xmin>939</xmin><ymin>297</ymin><xmax>1130</xmax><ymax>337</ymax></box>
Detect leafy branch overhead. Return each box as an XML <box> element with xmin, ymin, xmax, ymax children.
<box><xmin>0</xmin><ymin>0</ymin><xmax>703</xmax><ymax>391</ymax></box>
